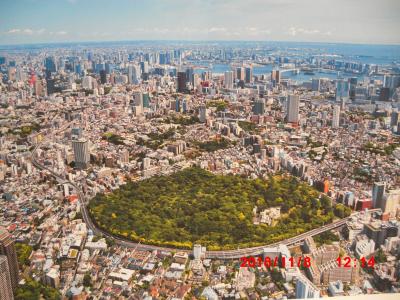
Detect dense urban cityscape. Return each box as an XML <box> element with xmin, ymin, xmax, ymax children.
<box><xmin>1</xmin><ymin>1</ymin><xmax>400</xmax><ymax>300</ymax></box>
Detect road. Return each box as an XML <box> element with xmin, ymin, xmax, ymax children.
<box><xmin>31</xmin><ymin>118</ymin><xmax>381</xmax><ymax>259</ymax></box>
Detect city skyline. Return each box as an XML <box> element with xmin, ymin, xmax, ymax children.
<box><xmin>1</xmin><ymin>0</ymin><xmax>400</xmax><ymax>45</ymax></box>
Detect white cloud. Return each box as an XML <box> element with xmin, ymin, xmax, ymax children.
<box><xmin>288</xmin><ymin>27</ymin><xmax>320</xmax><ymax>36</ymax></box>
<box><xmin>23</xmin><ymin>28</ymin><xmax>33</xmax><ymax>35</ymax></box>
<box><xmin>7</xmin><ymin>29</ymin><xmax>21</xmax><ymax>34</ymax></box>
<box><xmin>6</xmin><ymin>28</ymin><xmax>50</xmax><ymax>35</ymax></box>
<box><xmin>209</xmin><ymin>27</ymin><xmax>227</xmax><ymax>33</ymax></box>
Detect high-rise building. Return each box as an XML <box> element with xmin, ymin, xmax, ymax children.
<box><xmin>186</xmin><ymin>67</ymin><xmax>194</xmax><ymax>85</ymax></box>
<box><xmin>236</xmin><ymin>67</ymin><xmax>245</xmax><ymax>81</ymax></box>
<box><xmin>191</xmin><ymin>73</ymin><xmax>199</xmax><ymax>89</ymax></box>
<box><xmin>349</xmin><ymin>77</ymin><xmax>358</xmax><ymax>99</ymax></box>
<box><xmin>0</xmin><ymin>227</ymin><xmax>19</xmax><ymax>292</ymax></box>
<box><xmin>295</xmin><ymin>274</ymin><xmax>320</xmax><ymax>299</ymax></box>
<box><xmin>142</xmin><ymin>93</ymin><xmax>150</xmax><ymax>108</ymax></box>
<box><xmin>34</xmin><ymin>80</ymin><xmax>44</xmax><ymax>96</ymax></box>
<box><xmin>224</xmin><ymin>71</ymin><xmax>234</xmax><ymax>89</ymax></box>
<box><xmin>384</xmin><ymin>75</ymin><xmax>400</xmax><ymax>97</ymax></box>
<box><xmin>379</xmin><ymin>87</ymin><xmax>390</xmax><ymax>102</ymax></box>
<box><xmin>245</xmin><ymin>66</ymin><xmax>253</xmax><ymax>83</ymax></box>
<box><xmin>72</xmin><ymin>139</ymin><xmax>90</xmax><ymax>169</ymax></box>
<box><xmin>140</xmin><ymin>61</ymin><xmax>148</xmax><ymax>73</ymax></box>
<box><xmin>82</xmin><ymin>76</ymin><xmax>93</xmax><ymax>89</ymax></box>
<box><xmin>271</xmin><ymin>70</ymin><xmax>280</xmax><ymax>85</ymax></box>
<box><xmin>335</xmin><ymin>79</ymin><xmax>349</xmax><ymax>102</ymax></box>
<box><xmin>332</xmin><ymin>105</ymin><xmax>340</xmax><ymax>128</ymax></box>
<box><xmin>340</xmin><ymin>97</ymin><xmax>346</xmax><ymax>111</ymax></box>
<box><xmin>159</xmin><ymin>52</ymin><xmax>167</xmax><ymax>65</ymax></box>
<box><xmin>287</xmin><ymin>94</ymin><xmax>300</xmax><ymax>123</ymax></box>
<box><xmin>0</xmin><ymin>256</ymin><xmax>14</xmax><ymax>300</ymax></box>
<box><xmin>381</xmin><ymin>189</ymin><xmax>400</xmax><ymax>217</ymax></box>
<box><xmin>372</xmin><ymin>182</ymin><xmax>386</xmax><ymax>209</ymax></box>
<box><xmin>46</xmin><ymin>78</ymin><xmax>56</xmax><ymax>95</ymax></box>
<box><xmin>199</xmin><ymin>105</ymin><xmax>208</xmax><ymax>123</ymax></box>
<box><xmin>133</xmin><ymin>91</ymin><xmax>143</xmax><ymax>107</ymax></box>
<box><xmin>44</xmin><ymin>56</ymin><xmax>57</xmax><ymax>73</ymax></box>
<box><xmin>252</xmin><ymin>99</ymin><xmax>265</xmax><ymax>115</ymax></box>
<box><xmin>100</xmin><ymin>70</ymin><xmax>107</xmax><ymax>84</ymax></box>
<box><xmin>311</xmin><ymin>78</ymin><xmax>320</xmax><ymax>92</ymax></box>
<box><xmin>175</xmin><ymin>98</ymin><xmax>181</xmax><ymax>112</ymax></box>
<box><xmin>177</xmin><ymin>72</ymin><xmax>187</xmax><ymax>93</ymax></box>
<box><xmin>128</xmin><ymin>65</ymin><xmax>140</xmax><ymax>84</ymax></box>
<box><xmin>390</xmin><ymin>111</ymin><xmax>399</xmax><ymax>127</ymax></box>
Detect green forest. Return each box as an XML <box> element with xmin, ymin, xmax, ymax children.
<box><xmin>89</xmin><ymin>167</ymin><xmax>347</xmax><ymax>250</ymax></box>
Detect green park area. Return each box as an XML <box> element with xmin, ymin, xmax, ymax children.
<box><xmin>88</xmin><ymin>167</ymin><xmax>350</xmax><ymax>250</ymax></box>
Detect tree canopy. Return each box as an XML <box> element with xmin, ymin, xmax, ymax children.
<box><xmin>89</xmin><ymin>167</ymin><xmax>341</xmax><ymax>250</ymax></box>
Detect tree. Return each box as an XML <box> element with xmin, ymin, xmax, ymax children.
<box><xmin>15</xmin><ymin>278</ymin><xmax>60</xmax><ymax>300</ymax></box>
<box><xmin>15</xmin><ymin>243</ymin><xmax>33</xmax><ymax>267</ymax></box>
<box><xmin>333</xmin><ymin>203</ymin><xmax>351</xmax><ymax>218</ymax></box>
<box><xmin>83</xmin><ymin>273</ymin><xmax>92</xmax><ymax>287</ymax></box>
<box><xmin>320</xmin><ymin>195</ymin><xmax>332</xmax><ymax>212</ymax></box>
<box><xmin>375</xmin><ymin>249</ymin><xmax>387</xmax><ymax>263</ymax></box>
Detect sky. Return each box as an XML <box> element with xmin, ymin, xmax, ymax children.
<box><xmin>0</xmin><ymin>0</ymin><xmax>399</xmax><ymax>45</ymax></box>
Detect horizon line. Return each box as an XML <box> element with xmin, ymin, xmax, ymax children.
<box><xmin>1</xmin><ymin>38</ymin><xmax>400</xmax><ymax>48</ymax></box>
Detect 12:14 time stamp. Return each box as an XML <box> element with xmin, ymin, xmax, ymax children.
<box><xmin>337</xmin><ymin>256</ymin><xmax>375</xmax><ymax>268</ymax></box>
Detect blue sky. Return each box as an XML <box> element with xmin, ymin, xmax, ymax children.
<box><xmin>0</xmin><ymin>0</ymin><xmax>399</xmax><ymax>45</ymax></box>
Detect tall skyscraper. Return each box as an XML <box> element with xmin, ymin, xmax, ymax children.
<box><xmin>335</xmin><ymin>79</ymin><xmax>350</xmax><ymax>102</ymax></box>
<box><xmin>287</xmin><ymin>94</ymin><xmax>300</xmax><ymax>123</ymax></box>
<box><xmin>186</xmin><ymin>67</ymin><xmax>194</xmax><ymax>85</ymax></box>
<box><xmin>332</xmin><ymin>105</ymin><xmax>341</xmax><ymax>128</ymax></box>
<box><xmin>99</xmin><ymin>70</ymin><xmax>107</xmax><ymax>84</ymax></box>
<box><xmin>372</xmin><ymin>182</ymin><xmax>386</xmax><ymax>209</ymax></box>
<box><xmin>140</xmin><ymin>61</ymin><xmax>149</xmax><ymax>74</ymax></box>
<box><xmin>0</xmin><ymin>256</ymin><xmax>14</xmax><ymax>300</ymax></box>
<box><xmin>34</xmin><ymin>80</ymin><xmax>44</xmax><ymax>96</ymax></box>
<box><xmin>384</xmin><ymin>75</ymin><xmax>400</xmax><ymax>97</ymax></box>
<box><xmin>224</xmin><ymin>71</ymin><xmax>234</xmax><ymax>89</ymax></box>
<box><xmin>311</xmin><ymin>78</ymin><xmax>320</xmax><ymax>92</ymax></box>
<box><xmin>236</xmin><ymin>67</ymin><xmax>245</xmax><ymax>81</ymax></box>
<box><xmin>379</xmin><ymin>87</ymin><xmax>390</xmax><ymax>101</ymax></box>
<box><xmin>252</xmin><ymin>99</ymin><xmax>265</xmax><ymax>115</ymax></box>
<box><xmin>175</xmin><ymin>98</ymin><xmax>181</xmax><ymax>112</ymax></box>
<box><xmin>44</xmin><ymin>56</ymin><xmax>57</xmax><ymax>73</ymax></box>
<box><xmin>177</xmin><ymin>72</ymin><xmax>187</xmax><ymax>93</ymax></box>
<box><xmin>159</xmin><ymin>52</ymin><xmax>167</xmax><ymax>65</ymax></box>
<box><xmin>0</xmin><ymin>227</ymin><xmax>19</xmax><ymax>292</ymax></box>
<box><xmin>199</xmin><ymin>105</ymin><xmax>208</xmax><ymax>123</ymax></box>
<box><xmin>349</xmin><ymin>77</ymin><xmax>358</xmax><ymax>99</ymax></box>
<box><xmin>128</xmin><ymin>65</ymin><xmax>140</xmax><ymax>84</ymax></box>
<box><xmin>133</xmin><ymin>91</ymin><xmax>143</xmax><ymax>107</ymax></box>
<box><xmin>72</xmin><ymin>139</ymin><xmax>90</xmax><ymax>169</ymax></box>
<box><xmin>390</xmin><ymin>111</ymin><xmax>399</xmax><ymax>127</ymax></box>
<box><xmin>245</xmin><ymin>66</ymin><xmax>253</xmax><ymax>83</ymax></box>
<box><xmin>271</xmin><ymin>70</ymin><xmax>281</xmax><ymax>85</ymax></box>
<box><xmin>381</xmin><ymin>189</ymin><xmax>400</xmax><ymax>216</ymax></box>
<box><xmin>142</xmin><ymin>92</ymin><xmax>150</xmax><ymax>108</ymax></box>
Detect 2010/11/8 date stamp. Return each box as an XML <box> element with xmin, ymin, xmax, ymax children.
<box><xmin>240</xmin><ymin>256</ymin><xmax>311</xmax><ymax>268</ymax></box>
<box><xmin>240</xmin><ymin>256</ymin><xmax>376</xmax><ymax>269</ymax></box>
